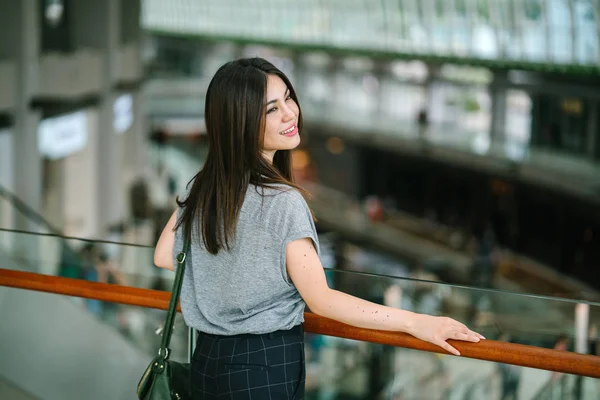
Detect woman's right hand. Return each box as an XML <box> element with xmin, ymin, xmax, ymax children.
<box><xmin>286</xmin><ymin>237</ymin><xmax>486</xmax><ymax>349</ymax></box>
<box><xmin>407</xmin><ymin>314</ymin><xmax>485</xmax><ymax>356</ymax></box>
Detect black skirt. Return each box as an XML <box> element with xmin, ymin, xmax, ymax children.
<box><xmin>191</xmin><ymin>324</ymin><xmax>305</xmax><ymax>399</ymax></box>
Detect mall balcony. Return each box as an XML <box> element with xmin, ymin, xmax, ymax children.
<box><xmin>0</xmin><ymin>0</ymin><xmax>599</xmax><ymax>399</ymax></box>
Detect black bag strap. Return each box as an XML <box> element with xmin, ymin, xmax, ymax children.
<box><xmin>158</xmin><ymin>240</ymin><xmax>190</xmax><ymax>359</ymax></box>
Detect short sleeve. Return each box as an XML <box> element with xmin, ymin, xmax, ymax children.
<box><xmin>273</xmin><ymin>190</ymin><xmax>320</xmax><ymax>284</ymax></box>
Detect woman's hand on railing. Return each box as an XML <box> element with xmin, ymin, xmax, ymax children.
<box><xmin>407</xmin><ymin>314</ymin><xmax>485</xmax><ymax>356</ymax></box>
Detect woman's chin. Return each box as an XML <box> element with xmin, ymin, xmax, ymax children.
<box><xmin>286</xmin><ymin>135</ymin><xmax>301</xmax><ymax>150</ymax></box>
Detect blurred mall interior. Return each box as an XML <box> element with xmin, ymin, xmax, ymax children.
<box><xmin>0</xmin><ymin>0</ymin><xmax>599</xmax><ymax>399</ymax></box>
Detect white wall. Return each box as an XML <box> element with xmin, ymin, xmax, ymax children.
<box><xmin>62</xmin><ymin>108</ymin><xmax>99</xmax><ymax>238</ymax></box>
<box><xmin>38</xmin><ymin>50</ymin><xmax>103</xmax><ymax>99</ymax></box>
<box><xmin>40</xmin><ymin>107</ymin><xmax>101</xmax><ymax>239</ymax></box>
<box><xmin>121</xmin><ymin>91</ymin><xmax>147</xmax><ymax>218</ymax></box>
<box><xmin>0</xmin><ymin>129</ymin><xmax>14</xmax><ymax>231</ymax></box>
<box><xmin>0</xmin><ymin>129</ymin><xmax>14</xmax><ymax>192</ymax></box>
<box><xmin>118</xmin><ymin>42</ymin><xmax>143</xmax><ymax>83</ymax></box>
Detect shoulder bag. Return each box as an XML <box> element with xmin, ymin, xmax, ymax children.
<box><xmin>137</xmin><ymin>242</ymin><xmax>192</xmax><ymax>400</ymax></box>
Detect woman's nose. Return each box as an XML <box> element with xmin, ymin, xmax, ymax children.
<box><xmin>281</xmin><ymin>103</ymin><xmax>295</xmax><ymax>120</ymax></box>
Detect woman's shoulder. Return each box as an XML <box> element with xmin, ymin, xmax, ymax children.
<box><xmin>246</xmin><ymin>184</ymin><xmax>308</xmax><ymax>212</ymax></box>
<box><xmin>249</xmin><ymin>183</ymin><xmax>304</xmax><ymax>200</ymax></box>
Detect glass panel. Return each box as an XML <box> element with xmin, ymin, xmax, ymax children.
<box><xmin>0</xmin><ymin>182</ymin><xmax>58</xmax><ymax>234</ymax></box>
<box><xmin>547</xmin><ymin>0</ymin><xmax>575</xmax><ymax>63</ymax></box>
<box><xmin>0</xmin><ymin>229</ymin><xmax>163</xmax><ymax>289</ymax></box>
<box><xmin>530</xmin><ymin>373</ymin><xmax>600</xmax><ymax>399</ymax></box>
<box><xmin>323</xmin><ymin>269</ymin><xmax>600</xmax><ymax>351</ymax></box>
<box><xmin>2</xmin><ymin>280</ymin><xmax>597</xmax><ymax>399</ymax></box>
<box><xmin>305</xmin><ymin>332</ymin><xmax>600</xmax><ymax>399</ymax></box>
<box><xmin>1</xmin><ymin>232</ymin><xmax>599</xmax><ymax>397</ymax></box>
<box><xmin>3</xmin><ymin>228</ymin><xmax>598</xmax><ymax>350</ymax></box>
<box><xmin>0</xmin><ymin>285</ymin><xmax>189</xmax><ymax>400</ymax></box>
<box><xmin>521</xmin><ymin>0</ymin><xmax>548</xmax><ymax>62</ymax></box>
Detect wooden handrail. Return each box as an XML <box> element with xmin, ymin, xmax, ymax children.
<box><xmin>1</xmin><ymin>268</ymin><xmax>599</xmax><ymax>379</ymax></box>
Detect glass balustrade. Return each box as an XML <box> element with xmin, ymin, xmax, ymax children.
<box><xmin>1</xmin><ymin>228</ymin><xmax>598</xmax><ymax>351</ymax></box>
<box><xmin>1</xmin><ymin>275</ymin><xmax>598</xmax><ymax>399</ymax></box>
<box><xmin>0</xmin><ymin>229</ymin><xmax>163</xmax><ymax>289</ymax></box>
<box><xmin>0</xmin><ymin>231</ymin><xmax>600</xmax><ymax>400</ymax></box>
<box><xmin>304</xmin><ymin>333</ymin><xmax>600</xmax><ymax>399</ymax></box>
<box><xmin>0</xmin><ymin>284</ymin><xmax>189</xmax><ymax>400</ymax></box>
<box><xmin>324</xmin><ymin>268</ymin><xmax>600</xmax><ymax>352</ymax></box>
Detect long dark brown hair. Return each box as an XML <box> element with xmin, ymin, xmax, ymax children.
<box><xmin>174</xmin><ymin>57</ymin><xmax>307</xmax><ymax>254</ymax></box>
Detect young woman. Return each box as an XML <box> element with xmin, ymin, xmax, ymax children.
<box><xmin>154</xmin><ymin>57</ymin><xmax>483</xmax><ymax>399</ymax></box>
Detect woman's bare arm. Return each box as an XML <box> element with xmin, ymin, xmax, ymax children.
<box><xmin>286</xmin><ymin>237</ymin><xmax>483</xmax><ymax>356</ymax></box>
<box><xmin>154</xmin><ymin>210</ymin><xmax>178</xmax><ymax>271</ymax></box>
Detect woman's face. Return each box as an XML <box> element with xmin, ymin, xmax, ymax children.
<box><xmin>261</xmin><ymin>74</ymin><xmax>300</xmax><ymax>163</ymax></box>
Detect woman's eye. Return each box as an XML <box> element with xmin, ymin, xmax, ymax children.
<box><xmin>266</xmin><ymin>107</ymin><xmax>277</xmax><ymax>114</ymax></box>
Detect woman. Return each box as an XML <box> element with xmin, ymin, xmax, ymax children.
<box><xmin>154</xmin><ymin>57</ymin><xmax>483</xmax><ymax>399</ymax></box>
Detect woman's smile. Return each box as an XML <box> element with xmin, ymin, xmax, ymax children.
<box><xmin>280</xmin><ymin>124</ymin><xmax>298</xmax><ymax>137</ymax></box>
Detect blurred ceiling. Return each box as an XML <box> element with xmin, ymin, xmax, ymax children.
<box><xmin>142</xmin><ymin>0</ymin><xmax>600</xmax><ymax>73</ymax></box>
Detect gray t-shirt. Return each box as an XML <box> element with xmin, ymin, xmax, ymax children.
<box><xmin>173</xmin><ymin>184</ymin><xmax>320</xmax><ymax>335</ymax></box>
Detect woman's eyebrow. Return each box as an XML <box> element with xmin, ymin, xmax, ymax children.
<box><xmin>266</xmin><ymin>88</ymin><xmax>290</xmax><ymax>106</ymax></box>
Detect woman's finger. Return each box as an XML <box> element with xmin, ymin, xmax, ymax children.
<box><xmin>448</xmin><ymin>319</ymin><xmax>485</xmax><ymax>340</ymax></box>
<box><xmin>451</xmin><ymin>322</ymin><xmax>486</xmax><ymax>340</ymax></box>
<box><xmin>454</xmin><ymin>322</ymin><xmax>469</xmax><ymax>331</ymax></box>
<box><xmin>449</xmin><ymin>331</ymin><xmax>481</xmax><ymax>342</ymax></box>
<box><xmin>464</xmin><ymin>329</ymin><xmax>486</xmax><ymax>340</ymax></box>
<box><xmin>439</xmin><ymin>340</ymin><xmax>461</xmax><ymax>356</ymax></box>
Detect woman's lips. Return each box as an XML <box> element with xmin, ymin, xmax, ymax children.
<box><xmin>280</xmin><ymin>125</ymin><xmax>298</xmax><ymax>137</ymax></box>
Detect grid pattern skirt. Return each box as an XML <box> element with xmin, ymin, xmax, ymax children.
<box><xmin>191</xmin><ymin>324</ymin><xmax>305</xmax><ymax>400</ymax></box>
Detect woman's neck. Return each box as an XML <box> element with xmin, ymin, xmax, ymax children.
<box><xmin>261</xmin><ymin>150</ymin><xmax>276</xmax><ymax>164</ymax></box>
